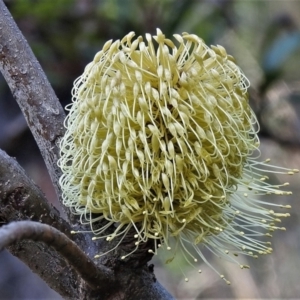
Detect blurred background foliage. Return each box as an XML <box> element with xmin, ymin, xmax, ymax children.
<box><xmin>0</xmin><ymin>0</ymin><xmax>300</xmax><ymax>299</ymax></box>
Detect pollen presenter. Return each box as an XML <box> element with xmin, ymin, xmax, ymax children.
<box><xmin>58</xmin><ymin>29</ymin><xmax>298</xmax><ymax>284</ymax></box>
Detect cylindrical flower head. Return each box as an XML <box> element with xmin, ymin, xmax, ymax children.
<box><xmin>59</xmin><ymin>29</ymin><xmax>297</xmax><ymax>283</ymax></box>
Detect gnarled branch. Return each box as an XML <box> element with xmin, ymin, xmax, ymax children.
<box><xmin>0</xmin><ymin>149</ymin><xmax>116</xmax><ymax>298</ymax></box>
<box><xmin>0</xmin><ymin>0</ymin><xmax>68</xmax><ymax>219</ymax></box>
<box><xmin>0</xmin><ymin>221</ymin><xmax>114</xmax><ymax>290</ymax></box>
<box><xmin>0</xmin><ymin>148</ymin><xmax>69</xmax><ymax>233</ymax></box>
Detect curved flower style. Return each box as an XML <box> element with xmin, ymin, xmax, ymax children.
<box><xmin>59</xmin><ymin>29</ymin><xmax>297</xmax><ymax>284</ymax></box>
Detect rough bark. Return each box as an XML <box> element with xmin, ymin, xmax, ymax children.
<box><xmin>0</xmin><ymin>221</ymin><xmax>114</xmax><ymax>290</ymax></box>
<box><xmin>0</xmin><ymin>149</ymin><xmax>80</xmax><ymax>298</ymax></box>
<box><xmin>0</xmin><ymin>0</ymin><xmax>68</xmax><ymax>219</ymax></box>
<box><xmin>0</xmin><ymin>149</ymin><xmax>69</xmax><ymax>235</ymax></box>
<box><xmin>0</xmin><ymin>149</ymin><xmax>115</xmax><ymax>298</ymax></box>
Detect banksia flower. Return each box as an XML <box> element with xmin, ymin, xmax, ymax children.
<box><xmin>59</xmin><ymin>29</ymin><xmax>298</xmax><ymax>284</ymax></box>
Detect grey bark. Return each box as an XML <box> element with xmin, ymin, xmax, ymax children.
<box><xmin>0</xmin><ymin>221</ymin><xmax>114</xmax><ymax>290</ymax></box>
<box><xmin>0</xmin><ymin>1</ymin><xmax>174</xmax><ymax>299</ymax></box>
<box><xmin>0</xmin><ymin>0</ymin><xmax>68</xmax><ymax>219</ymax></box>
<box><xmin>0</xmin><ymin>149</ymin><xmax>115</xmax><ymax>298</ymax></box>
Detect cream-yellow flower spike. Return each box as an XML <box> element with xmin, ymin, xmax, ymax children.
<box><xmin>58</xmin><ymin>29</ymin><xmax>297</xmax><ymax>284</ymax></box>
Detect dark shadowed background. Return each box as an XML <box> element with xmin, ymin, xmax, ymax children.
<box><xmin>0</xmin><ymin>0</ymin><xmax>300</xmax><ymax>299</ymax></box>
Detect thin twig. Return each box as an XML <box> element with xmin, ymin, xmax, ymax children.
<box><xmin>0</xmin><ymin>149</ymin><xmax>116</xmax><ymax>298</ymax></box>
<box><xmin>0</xmin><ymin>221</ymin><xmax>114</xmax><ymax>290</ymax></box>
<box><xmin>0</xmin><ymin>0</ymin><xmax>68</xmax><ymax>219</ymax></box>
